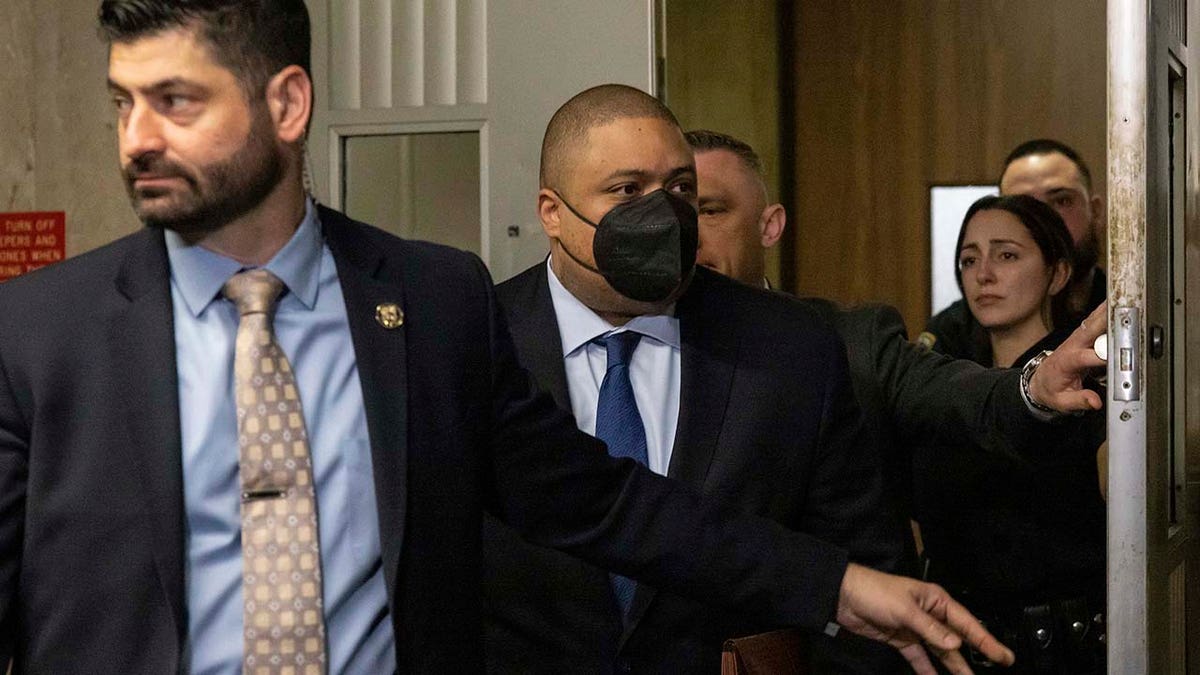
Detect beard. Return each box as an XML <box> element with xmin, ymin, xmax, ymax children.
<box><xmin>122</xmin><ymin>106</ymin><xmax>284</xmax><ymax>237</ymax></box>
<box><xmin>1072</xmin><ymin>227</ymin><xmax>1100</xmax><ymax>275</ymax></box>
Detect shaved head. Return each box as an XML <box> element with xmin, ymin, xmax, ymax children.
<box><xmin>539</xmin><ymin>84</ymin><xmax>680</xmax><ymax>188</ymax></box>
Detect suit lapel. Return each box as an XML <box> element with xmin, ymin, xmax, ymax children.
<box><xmin>109</xmin><ymin>228</ymin><xmax>187</xmax><ymax>646</ymax></box>
<box><xmin>321</xmin><ymin>207</ymin><xmax>409</xmax><ymax>600</ymax></box>
<box><xmin>667</xmin><ymin>270</ymin><xmax>738</xmax><ymax>488</ymax></box>
<box><xmin>501</xmin><ymin>265</ymin><xmax>572</xmax><ymax>410</ymax></box>
<box><xmin>500</xmin><ymin>265</ymin><xmax>629</xmax><ymax>628</ymax></box>
<box><xmin>623</xmin><ymin>269</ymin><xmax>739</xmax><ymax>640</ymax></box>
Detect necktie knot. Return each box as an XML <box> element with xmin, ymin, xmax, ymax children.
<box><xmin>222</xmin><ymin>268</ymin><xmax>285</xmax><ymax>317</ymax></box>
<box><xmin>602</xmin><ymin>331</ymin><xmax>642</xmax><ymax>370</ymax></box>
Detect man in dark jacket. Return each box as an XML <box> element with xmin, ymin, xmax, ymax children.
<box><xmin>686</xmin><ymin>128</ymin><xmax>1105</xmax><ymax>558</ymax></box>
<box><xmin>0</xmin><ymin>4</ymin><xmax>1015</xmax><ymax>673</ymax></box>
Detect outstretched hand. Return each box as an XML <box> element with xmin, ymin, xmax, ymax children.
<box><xmin>1028</xmin><ymin>301</ymin><xmax>1108</xmax><ymax>413</ymax></box>
<box><xmin>836</xmin><ymin>563</ymin><xmax>1014</xmax><ymax>675</ymax></box>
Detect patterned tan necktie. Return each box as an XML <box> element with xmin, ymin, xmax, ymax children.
<box><xmin>223</xmin><ymin>269</ymin><xmax>327</xmax><ymax>675</ymax></box>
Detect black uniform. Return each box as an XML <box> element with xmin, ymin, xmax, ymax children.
<box><xmin>913</xmin><ymin>329</ymin><xmax>1107</xmax><ymax>674</ymax></box>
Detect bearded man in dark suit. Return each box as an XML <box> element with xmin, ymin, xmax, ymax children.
<box><xmin>0</xmin><ymin>3</ymin><xmax>1018</xmax><ymax>674</ymax></box>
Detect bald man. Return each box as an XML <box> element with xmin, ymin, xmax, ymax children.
<box><xmin>483</xmin><ymin>86</ymin><xmax>963</xmax><ymax>674</ymax></box>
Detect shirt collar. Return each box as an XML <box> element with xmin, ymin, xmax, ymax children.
<box><xmin>165</xmin><ymin>199</ymin><xmax>323</xmax><ymax>317</ymax></box>
<box><xmin>545</xmin><ymin>256</ymin><xmax>680</xmax><ymax>357</ymax></box>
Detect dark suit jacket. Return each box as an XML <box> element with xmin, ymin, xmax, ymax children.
<box><xmin>0</xmin><ymin>208</ymin><xmax>856</xmax><ymax>673</ymax></box>
<box><xmin>483</xmin><ymin>264</ymin><xmax>904</xmax><ymax>674</ymax></box>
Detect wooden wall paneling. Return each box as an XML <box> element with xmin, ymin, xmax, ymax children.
<box><xmin>663</xmin><ymin>0</ymin><xmax>783</xmax><ymax>285</ymax></box>
<box><xmin>789</xmin><ymin>0</ymin><xmax>1106</xmax><ymax>334</ymax></box>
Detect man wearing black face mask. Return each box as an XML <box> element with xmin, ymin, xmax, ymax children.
<box><xmin>482</xmin><ymin>84</ymin><xmax>907</xmax><ymax>673</ymax></box>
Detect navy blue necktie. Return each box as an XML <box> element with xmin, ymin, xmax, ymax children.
<box><xmin>593</xmin><ymin>331</ymin><xmax>648</xmax><ymax>619</ymax></box>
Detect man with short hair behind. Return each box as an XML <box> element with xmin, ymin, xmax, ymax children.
<box><xmin>687</xmin><ymin>127</ymin><xmax>1108</xmax><ymax>672</ymax></box>
<box><xmin>0</xmin><ymin>2</ymin><xmax>1018</xmax><ymax>673</ymax></box>
<box><xmin>923</xmin><ymin>139</ymin><xmax>1106</xmax><ymax>362</ymax></box>
<box><xmin>683</xmin><ymin>130</ymin><xmax>787</xmax><ymax>289</ymax></box>
<box><xmin>686</xmin><ymin>128</ymin><xmax>1102</xmax><ymax>435</ymax></box>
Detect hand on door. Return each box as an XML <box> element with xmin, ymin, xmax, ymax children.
<box><xmin>1028</xmin><ymin>302</ymin><xmax>1108</xmax><ymax>412</ymax></box>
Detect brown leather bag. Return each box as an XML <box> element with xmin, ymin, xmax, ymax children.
<box><xmin>721</xmin><ymin>628</ymin><xmax>809</xmax><ymax>674</ymax></box>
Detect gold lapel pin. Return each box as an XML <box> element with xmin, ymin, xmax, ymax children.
<box><xmin>375</xmin><ymin>303</ymin><xmax>404</xmax><ymax>329</ymax></box>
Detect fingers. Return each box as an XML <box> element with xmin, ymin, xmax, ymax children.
<box><xmin>1079</xmin><ymin>389</ymin><xmax>1104</xmax><ymax>410</ymax></box>
<box><xmin>1072</xmin><ymin>302</ymin><xmax>1109</xmax><ymax>345</ymax></box>
<box><xmin>943</xmin><ymin>599</ymin><xmax>1015</xmax><ymax>666</ymax></box>
<box><xmin>1031</xmin><ymin>331</ymin><xmax>1106</xmax><ymax>413</ymax></box>
<box><xmin>898</xmin><ymin>642</ymin><xmax>938</xmax><ymax>675</ymax></box>
<box><xmin>1048</xmin><ymin>330</ymin><xmax>1105</xmax><ymax>372</ymax></box>
<box><xmin>1062</xmin><ymin>345</ymin><xmax>1106</xmax><ymax>371</ymax></box>
<box><xmin>1046</xmin><ymin>387</ymin><xmax>1104</xmax><ymax>413</ymax></box>
<box><xmin>900</xmin><ymin>599</ymin><xmax>962</xmax><ymax>654</ymax></box>
<box><xmin>931</xmin><ymin>643</ymin><xmax>976</xmax><ymax>675</ymax></box>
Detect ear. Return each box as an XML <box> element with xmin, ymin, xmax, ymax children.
<box><xmin>264</xmin><ymin>65</ymin><xmax>312</xmax><ymax>144</ymax></box>
<box><xmin>759</xmin><ymin>203</ymin><xmax>787</xmax><ymax>248</ymax></box>
<box><xmin>1048</xmin><ymin>258</ymin><xmax>1072</xmax><ymax>296</ymax></box>
<box><xmin>538</xmin><ymin>188</ymin><xmax>562</xmax><ymax>239</ymax></box>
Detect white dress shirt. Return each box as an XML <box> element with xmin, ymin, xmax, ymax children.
<box><xmin>545</xmin><ymin>258</ymin><xmax>681</xmax><ymax>475</ymax></box>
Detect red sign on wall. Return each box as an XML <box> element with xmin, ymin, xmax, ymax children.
<box><xmin>0</xmin><ymin>212</ymin><xmax>66</xmax><ymax>282</ymax></box>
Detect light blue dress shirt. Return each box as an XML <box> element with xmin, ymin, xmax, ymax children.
<box><xmin>545</xmin><ymin>258</ymin><xmax>681</xmax><ymax>475</ymax></box>
<box><xmin>168</xmin><ymin>202</ymin><xmax>395</xmax><ymax>674</ymax></box>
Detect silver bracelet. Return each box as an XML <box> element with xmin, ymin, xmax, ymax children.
<box><xmin>1020</xmin><ymin>349</ymin><xmax>1057</xmax><ymax>414</ymax></box>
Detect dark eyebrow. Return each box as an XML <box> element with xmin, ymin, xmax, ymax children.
<box><xmin>600</xmin><ymin>165</ymin><xmax>695</xmax><ymax>183</ymax></box>
<box><xmin>960</xmin><ymin>238</ymin><xmax>1027</xmax><ymax>253</ymax></box>
<box><xmin>1045</xmin><ymin>187</ymin><xmax>1081</xmax><ymax>197</ymax></box>
<box><xmin>666</xmin><ymin>165</ymin><xmax>696</xmax><ymax>182</ymax></box>
<box><xmin>106</xmin><ymin>77</ymin><xmax>202</xmax><ymax>96</ymax></box>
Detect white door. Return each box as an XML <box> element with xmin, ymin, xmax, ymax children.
<box><xmin>305</xmin><ymin>0</ymin><xmax>658</xmax><ymax>281</ymax></box>
<box><xmin>1106</xmin><ymin>0</ymin><xmax>1199</xmax><ymax>671</ymax></box>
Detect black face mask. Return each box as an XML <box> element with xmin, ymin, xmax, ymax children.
<box><xmin>554</xmin><ymin>188</ymin><xmax>698</xmax><ymax>303</ymax></box>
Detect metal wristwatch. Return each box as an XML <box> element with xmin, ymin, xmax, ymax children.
<box><xmin>1020</xmin><ymin>349</ymin><xmax>1058</xmax><ymax>414</ymax></box>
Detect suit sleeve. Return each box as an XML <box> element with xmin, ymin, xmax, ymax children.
<box><xmin>0</xmin><ymin>340</ymin><xmax>27</xmax><ymax>664</ymax></box>
<box><xmin>798</xmin><ymin>327</ymin><xmax>908</xmax><ymax>673</ymax></box>
<box><xmin>870</xmin><ymin>304</ymin><xmax>1081</xmax><ymax>460</ymax></box>
<box><xmin>472</xmin><ymin>258</ymin><xmax>851</xmax><ymax>632</ymax></box>
<box><xmin>800</xmin><ymin>328</ymin><xmax>903</xmax><ymax>573</ymax></box>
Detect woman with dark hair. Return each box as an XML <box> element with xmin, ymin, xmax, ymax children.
<box><xmin>953</xmin><ymin>194</ymin><xmax>1074</xmax><ymax>367</ymax></box>
<box><xmin>913</xmin><ymin>194</ymin><xmax>1106</xmax><ymax>673</ymax></box>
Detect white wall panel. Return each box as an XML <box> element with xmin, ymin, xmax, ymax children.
<box><xmin>329</xmin><ymin>0</ymin><xmax>361</xmax><ymax>109</ymax></box>
<box><xmin>456</xmin><ymin>0</ymin><xmax>487</xmax><ymax>104</ymax></box>
<box><xmin>359</xmin><ymin>0</ymin><xmax>392</xmax><ymax>108</ymax></box>
<box><xmin>309</xmin><ymin>0</ymin><xmax>656</xmax><ymax>278</ymax></box>
<box><xmin>424</xmin><ymin>0</ymin><xmax>458</xmax><ymax>105</ymax></box>
<box><xmin>393</xmin><ymin>0</ymin><xmax>425</xmax><ymax>107</ymax></box>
